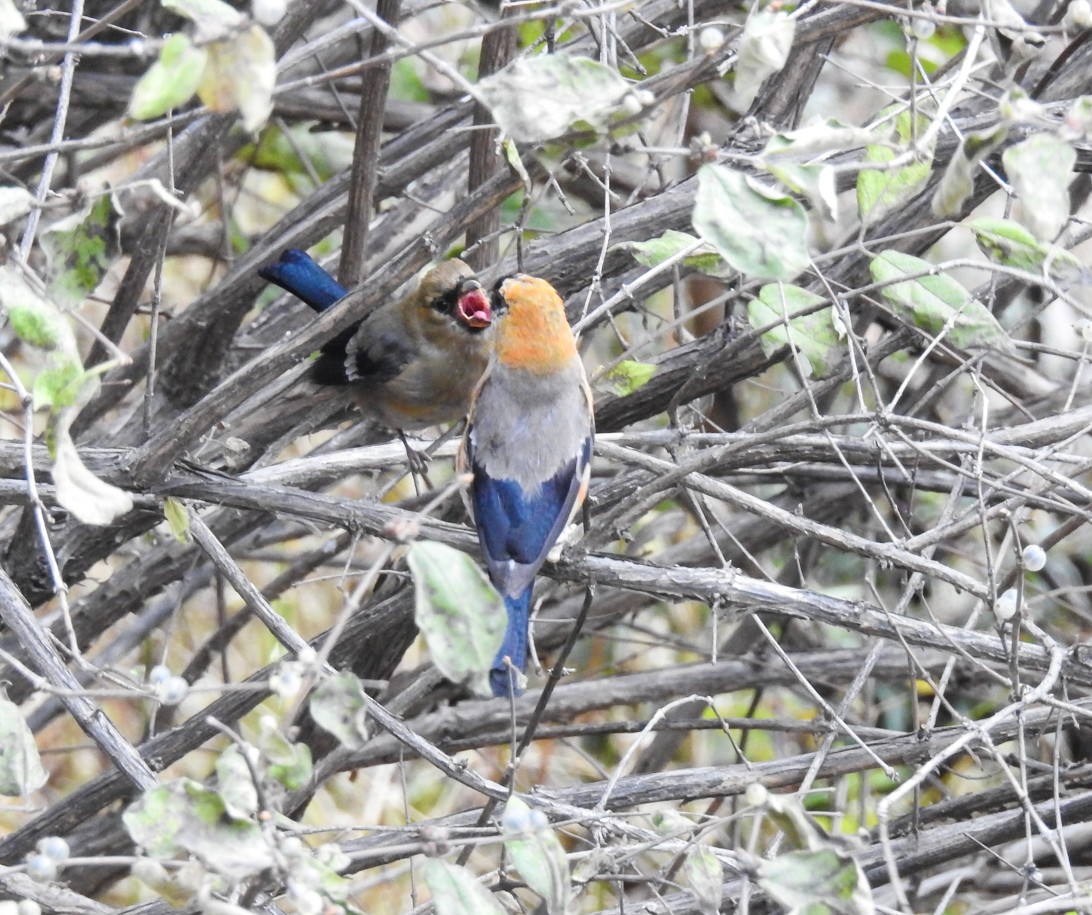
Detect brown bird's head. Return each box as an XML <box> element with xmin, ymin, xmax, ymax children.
<box><xmin>418</xmin><ymin>258</ymin><xmax>492</xmax><ymax>332</ymax></box>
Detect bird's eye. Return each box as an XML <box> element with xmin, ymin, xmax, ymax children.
<box><xmin>429</xmin><ymin>287</ymin><xmax>461</xmax><ymax>315</ymax></box>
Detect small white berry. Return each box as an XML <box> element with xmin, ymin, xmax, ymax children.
<box><xmin>36</xmin><ymin>836</ymin><xmax>69</xmax><ymax>862</ymax></box>
<box><xmin>155</xmin><ymin>675</ymin><xmax>189</xmax><ymax>706</ymax></box>
<box><xmin>910</xmin><ymin>16</ymin><xmax>936</xmax><ymax>39</ymax></box>
<box><xmin>252</xmin><ymin>0</ymin><xmax>287</xmax><ymax>27</ymax></box>
<box><xmin>994</xmin><ymin>588</ymin><xmax>1020</xmax><ymax>622</ymax></box>
<box><xmin>745</xmin><ymin>783</ymin><xmax>768</xmax><ymax>807</ymax></box>
<box><xmin>148</xmin><ymin>664</ymin><xmax>171</xmax><ymax>685</ymax></box>
<box><xmin>699</xmin><ymin>26</ymin><xmax>725</xmax><ymax>51</ymax></box>
<box><xmin>25</xmin><ymin>854</ymin><xmax>57</xmax><ymax>883</ymax></box>
<box><xmin>1022</xmin><ymin>544</ymin><xmax>1047</xmax><ymax>572</ymax></box>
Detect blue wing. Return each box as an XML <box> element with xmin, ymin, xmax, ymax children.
<box><xmin>472</xmin><ymin>463</ymin><xmax>578</xmax><ymax>572</ymax></box>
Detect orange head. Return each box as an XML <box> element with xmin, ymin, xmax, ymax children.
<box><xmin>491</xmin><ymin>275</ymin><xmax>577</xmax><ymax>374</ymax></box>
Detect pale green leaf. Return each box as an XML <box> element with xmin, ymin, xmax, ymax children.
<box><xmin>857</xmin><ymin>109</ymin><xmax>932</xmax><ymax>226</ymax></box>
<box><xmin>869</xmin><ymin>250</ymin><xmax>1011</xmax><ymax>350</ymax></box>
<box><xmin>477</xmin><ymin>55</ymin><xmax>643</xmax><ymax>142</ymax></box>
<box><xmin>163</xmin><ymin>498</ymin><xmax>191</xmax><ymax>542</ymax></box>
<box><xmin>501</xmin><ymin>797</ymin><xmax>571</xmax><ymax>913</ymax></box>
<box><xmin>683</xmin><ymin>846</ymin><xmax>723</xmax><ymax>915</ymax></box>
<box><xmin>598</xmin><ymin>360</ymin><xmax>657</xmax><ymax>396</ymax></box>
<box><xmin>32</xmin><ymin>356</ymin><xmax>87</xmax><ymax>411</ymax></box>
<box><xmin>40</xmin><ymin>194</ymin><xmax>119</xmax><ymax>309</ymax></box>
<box><xmin>502</xmin><ymin>137</ymin><xmax>532</xmax><ymax>187</ymax></box>
<box><xmin>309</xmin><ymin>671</ymin><xmax>369</xmax><ymax>750</ymax></box>
<box><xmin>762</xmin><ymin>120</ymin><xmax>873</xmax><ymax>157</ymax></box>
<box><xmin>931</xmin><ymin>124</ymin><xmax>1009</xmax><ymax>217</ymax></box>
<box><xmin>215</xmin><ymin>746</ymin><xmax>258</xmax><ymax>819</ymax></box>
<box><xmin>1062</xmin><ymin>96</ymin><xmax>1092</xmax><ymax>140</ymax></box>
<box><xmin>123</xmin><ymin>780</ymin><xmax>269</xmax><ymax>879</ymax></box>
<box><xmin>1002</xmin><ymin>133</ymin><xmax>1075</xmax><ymax>240</ymax></box>
<box><xmin>756</xmin><ymin>790</ymin><xmax>829</xmax><ymax>852</ymax></box>
<box><xmin>423</xmin><ymin>859</ymin><xmax>506</xmax><ymax>915</ymax></box>
<box><xmin>751</xmin><ymin>284</ymin><xmax>841</xmax><ymax>377</ymax></box>
<box><xmin>0</xmin><ymin>266</ymin><xmax>77</xmax><ymax>354</ymax></box>
<box><xmin>129</xmin><ymin>33</ymin><xmax>208</xmax><ymax>120</ymax></box>
<box><xmin>259</xmin><ymin>716</ymin><xmax>312</xmax><ymax>790</ymax></box>
<box><xmin>763</xmin><ymin>161</ymin><xmax>838</xmax><ymax>222</ymax></box>
<box><xmin>693</xmin><ymin>164</ymin><xmax>810</xmax><ymax>281</ymax></box>
<box><xmin>619</xmin><ymin>229</ymin><xmax>733</xmax><ymax>279</ymax></box>
<box><xmin>0</xmin><ymin>691</ymin><xmax>47</xmax><ymax>796</ymax></box>
<box><xmin>968</xmin><ymin>217</ymin><xmax>1084</xmax><ymax>280</ymax></box>
<box><xmin>734</xmin><ymin>9</ymin><xmax>795</xmax><ymax>109</ymax></box>
<box><xmin>197</xmin><ymin>25</ymin><xmax>276</xmax><ymax>132</ymax></box>
<box><xmin>407</xmin><ymin>541</ymin><xmax>506</xmax><ymax>697</ymax></box>
<box><xmin>758</xmin><ymin>849</ymin><xmax>874</xmax><ymax>915</ymax></box>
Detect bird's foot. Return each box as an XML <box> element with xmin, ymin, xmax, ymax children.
<box><xmin>398</xmin><ymin>432</ymin><xmax>433</xmax><ymax>488</ymax></box>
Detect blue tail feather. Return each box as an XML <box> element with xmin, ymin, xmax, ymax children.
<box><xmin>490</xmin><ymin>589</ymin><xmax>532</xmax><ymax>697</ymax></box>
<box><xmin>258</xmin><ymin>249</ymin><xmax>346</xmax><ymax>313</ymax></box>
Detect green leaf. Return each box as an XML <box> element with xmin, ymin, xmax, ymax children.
<box><xmin>1062</xmin><ymin>96</ymin><xmax>1092</xmax><ymax>139</ymax></box>
<box><xmin>0</xmin><ymin>690</ymin><xmax>47</xmax><ymax>796</ymax></box>
<box><xmin>0</xmin><ymin>266</ymin><xmax>77</xmax><ymax>354</ymax></box>
<box><xmin>32</xmin><ymin>356</ymin><xmax>87</xmax><ymax>411</ymax></box>
<box><xmin>598</xmin><ymin>360</ymin><xmax>657</xmax><ymax>396</ymax></box>
<box><xmin>423</xmin><ymin>859</ymin><xmax>506</xmax><ymax>915</ymax></box>
<box><xmin>734</xmin><ymin>8</ymin><xmax>795</xmax><ymax>108</ymax></box>
<box><xmin>758</xmin><ymin>849</ymin><xmax>874</xmax><ymax>915</ymax></box>
<box><xmin>163</xmin><ymin>497</ymin><xmax>191</xmax><ymax>542</ymax></box>
<box><xmin>40</xmin><ymin>194</ymin><xmax>119</xmax><ymax>309</ymax></box>
<box><xmin>683</xmin><ymin>846</ymin><xmax>723</xmax><ymax>915</ymax></box>
<box><xmin>751</xmin><ymin>284</ymin><xmax>842</xmax><ymax>377</ymax></box>
<box><xmin>407</xmin><ymin>541</ymin><xmax>506</xmax><ymax>697</ymax></box>
<box><xmin>693</xmin><ymin>164</ymin><xmax>810</xmax><ymax>281</ymax></box>
<box><xmin>477</xmin><ymin>55</ymin><xmax>645</xmax><ymax>142</ymax></box>
<box><xmin>931</xmin><ymin>124</ymin><xmax>1009</xmax><ymax>217</ymax></box>
<box><xmin>502</xmin><ymin>137</ymin><xmax>532</xmax><ymax>188</ymax></box>
<box><xmin>197</xmin><ymin>24</ymin><xmax>276</xmax><ymax>132</ymax></box>
<box><xmin>501</xmin><ymin>797</ymin><xmax>571</xmax><ymax>913</ymax></box>
<box><xmin>620</xmin><ymin>229</ymin><xmax>733</xmax><ymax>279</ymax></box>
<box><xmin>763</xmin><ymin>120</ymin><xmax>873</xmax><ymax>157</ymax></box>
<box><xmin>215</xmin><ymin>746</ymin><xmax>258</xmax><ymax>819</ymax></box>
<box><xmin>129</xmin><ymin>33</ymin><xmax>208</xmax><ymax>121</ymax></box>
<box><xmin>247</xmin><ymin>125</ymin><xmax>354</xmax><ymax>184</ymax></box>
<box><xmin>259</xmin><ymin>716</ymin><xmax>312</xmax><ymax>790</ymax></box>
<box><xmin>763</xmin><ymin>161</ymin><xmax>838</xmax><ymax>222</ymax></box>
<box><xmin>309</xmin><ymin>671</ymin><xmax>369</xmax><ymax>750</ymax></box>
<box><xmin>762</xmin><ymin>122</ymin><xmax>869</xmax><ymax>219</ymax></box>
<box><xmin>869</xmin><ymin>250</ymin><xmax>1011</xmax><ymax>350</ymax></box>
<box><xmin>1002</xmin><ymin>133</ymin><xmax>1075</xmax><ymax>241</ymax></box>
<box><xmin>968</xmin><ymin>217</ymin><xmax>1084</xmax><ymax>280</ymax></box>
<box><xmin>123</xmin><ymin>780</ymin><xmax>269</xmax><ymax>879</ymax></box>
<box><xmin>857</xmin><ymin>109</ymin><xmax>932</xmax><ymax>226</ymax></box>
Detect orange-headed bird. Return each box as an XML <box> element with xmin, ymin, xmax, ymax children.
<box><xmin>259</xmin><ymin>249</ymin><xmax>493</xmax><ymax>429</ymax></box>
<box><xmin>461</xmin><ymin>275</ymin><xmax>594</xmax><ymax>697</ymax></box>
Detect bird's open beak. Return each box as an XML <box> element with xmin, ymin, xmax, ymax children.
<box><xmin>457</xmin><ymin>283</ymin><xmax>493</xmax><ymax>329</ymax></box>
